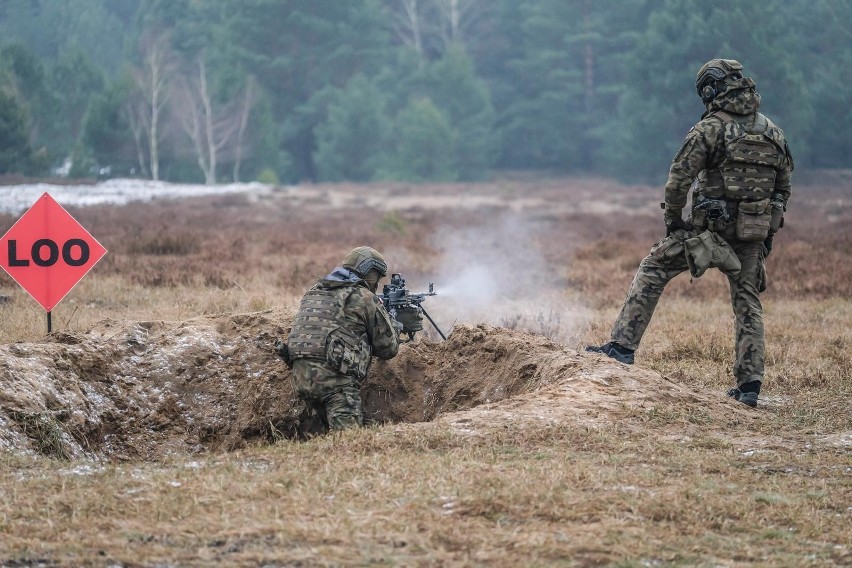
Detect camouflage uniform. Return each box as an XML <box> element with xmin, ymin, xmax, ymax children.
<box><xmin>289</xmin><ymin>265</ymin><xmax>399</xmax><ymax>431</ymax></box>
<box><xmin>607</xmin><ymin>60</ymin><xmax>793</xmax><ymax>391</ymax></box>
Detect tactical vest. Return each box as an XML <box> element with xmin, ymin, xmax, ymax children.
<box><xmin>696</xmin><ymin>111</ymin><xmax>788</xmax><ymax>201</ymax></box>
<box><xmin>287</xmin><ymin>285</ymin><xmax>372</xmax><ymax>379</ymax></box>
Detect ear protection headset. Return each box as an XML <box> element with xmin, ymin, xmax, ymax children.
<box><xmin>696</xmin><ymin>66</ymin><xmax>729</xmax><ymax>104</ymax></box>
<box><xmin>700</xmin><ymin>83</ymin><xmax>718</xmax><ymax>104</ymax></box>
<box><xmin>696</xmin><ymin>59</ymin><xmax>746</xmax><ymax>104</ymax></box>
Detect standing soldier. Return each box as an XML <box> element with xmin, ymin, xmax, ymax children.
<box><xmin>276</xmin><ymin>246</ymin><xmax>411</xmax><ymax>430</ymax></box>
<box><xmin>586</xmin><ymin>59</ymin><xmax>793</xmax><ymax>408</ymax></box>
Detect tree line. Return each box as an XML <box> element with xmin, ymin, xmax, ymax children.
<box><xmin>1</xmin><ymin>0</ymin><xmax>849</xmax><ymax>185</ymax></box>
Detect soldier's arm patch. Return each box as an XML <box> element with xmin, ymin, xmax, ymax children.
<box><xmin>673</xmin><ymin>136</ymin><xmax>699</xmax><ymax>163</ymax></box>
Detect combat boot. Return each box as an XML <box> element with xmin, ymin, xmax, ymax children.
<box><xmin>727</xmin><ymin>380</ymin><xmax>760</xmax><ymax>408</ymax></box>
<box><xmin>585</xmin><ymin>342</ymin><xmax>635</xmax><ymax>365</ymax></box>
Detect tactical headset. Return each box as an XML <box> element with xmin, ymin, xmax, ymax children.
<box><xmin>696</xmin><ymin>59</ymin><xmax>747</xmax><ymax>104</ymax></box>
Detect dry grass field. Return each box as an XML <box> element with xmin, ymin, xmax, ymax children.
<box><xmin>0</xmin><ymin>174</ymin><xmax>850</xmax><ymax>567</ymax></box>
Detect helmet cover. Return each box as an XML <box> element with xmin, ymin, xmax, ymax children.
<box><xmin>341</xmin><ymin>246</ymin><xmax>388</xmax><ymax>278</ymax></box>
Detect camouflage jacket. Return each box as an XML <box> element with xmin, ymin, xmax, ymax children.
<box><xmin>664</xmin><ymin>89</ymin><xmax>793</xmax><ymax>222</ymax></box>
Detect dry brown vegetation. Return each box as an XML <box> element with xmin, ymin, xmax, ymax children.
<box><xmin>0</xmin><ymin>175</ymin><xmax>850</xmax><ymax>566</ymax></box>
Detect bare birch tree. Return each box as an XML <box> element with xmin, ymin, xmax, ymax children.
<box><xmin>126</xmin><ymin>96</ymin><xmax>149</xmax><ymax>178</ymax></box>
<box><xmin>130</xmin><ymin>30</ymin><xmax>175</xmax><ymax>181</ymax></box>
<box><xmin>385</xmin><ymin>0</ymin><xmax>488</xmax><ymax>58</ymax></box>
<box><xmin>386</xmin><ymin>0</ymin><xmax>425</xmax><ymax>57</ymax></box>
<box><xmin>176</xmin><ymin>59</ymin><xmax>242</xmax><ymax>185</ymax></box>
<box><xmin>232</xmin><ymin>78</ymin><xmax>255</xmax><ymax>183</ymax></box>
<box><xmin>435</xmin><ymin>0</ymin><xmax>483</xmax><ymax>49</ymax></box>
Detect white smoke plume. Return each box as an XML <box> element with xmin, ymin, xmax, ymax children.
<box><xmin>423</xmin><ymin>212</ymin><xmax>591</xmax><ymax>345</ymax></box>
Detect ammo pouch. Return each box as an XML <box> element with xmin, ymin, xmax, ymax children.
<box><xmin>736</xmin><ymin>198</ymin><xmax>771</xmax><ymax>241</ymax></box>
<box><xmin>326</xmin><ymin>328</ymin><xmax>372</xmax><ymax>381</ymax></box>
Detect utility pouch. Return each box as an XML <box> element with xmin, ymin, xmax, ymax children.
<box><xmin>736</xmin><ymin>198</ymin><xmax>771</xmax><ymax>241</ymax></box>
<box><xmin>326</xmin><ymin>329</ymin><xmax>372</xmax><ymax>381</ymax></box>
<box><xmin>684</xmin><ymin>230</ymin><xmax>742</xmax><ymax>278</ymax></box>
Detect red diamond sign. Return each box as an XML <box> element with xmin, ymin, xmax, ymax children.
<box><xmin>0</xmin><ymin>193</ymin><xmax>107</xmax><ymax>312</ymax></box>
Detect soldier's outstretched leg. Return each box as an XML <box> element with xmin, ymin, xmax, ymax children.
<box><xmin>588</xmin><ymin>234</ymin><xmax>689</xmax><ymax>363</ymax></box>
<box><xmin>725</xmin><ymin>241</ymin><xmax>765</xmax><ymax>407</ymax></box>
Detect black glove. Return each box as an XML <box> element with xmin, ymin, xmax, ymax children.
<box><xmin>666</xmin><ymin>216</ymin><xmax>688</xmax><ymax>237</ymax></box>
<box><xmin>763</xmin><ymin>235</ymin><xmax>774</xmax><ymax>257</ymax></box>
<box><xmin>394</xmin><ymin>307</ymin><xmax>423</xmax><ymax>335</ymax></box>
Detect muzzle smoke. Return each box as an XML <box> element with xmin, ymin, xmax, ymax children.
<box><xmin>425</xmin><ymin>213</ymin><xmax>590</xmax><ymax>344</ymax></box>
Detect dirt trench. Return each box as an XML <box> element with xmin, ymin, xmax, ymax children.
<box><xmin>0</xmin><ymin>308</ymin><xmax>742</xmax><ymax>461</ymax></box>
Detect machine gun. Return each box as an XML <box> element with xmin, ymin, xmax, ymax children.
<box><xmin>377</xmin><ymin>273</ymin><xmax>446</xmax><ymax>341</ymax></box>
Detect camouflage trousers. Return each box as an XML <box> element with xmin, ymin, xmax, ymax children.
<box><xmin>291</xmin><ymin>359</ymin><xmax>364</xmax><ymax>431</ymax></box>
<box><xmin>611</xmin><ymin>232</ymin><xmax>767</xmax><ymax>386</ymax></box>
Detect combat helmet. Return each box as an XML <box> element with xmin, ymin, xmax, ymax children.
<box><xmin>695</xmin><ymin>58</ymin><xmax>754</xmax><ymax>104</ymax></box>
<box><xmin>341</xmin><ymin>246</ymin><xmax>388</xmax><ymax>278</ymax></box>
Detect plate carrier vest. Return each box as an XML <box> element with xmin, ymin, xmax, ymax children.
<box><xmin>695</xmin><ymin>111</ymin><xmax>788</xmax><ymax>201</ymax></box>
<box><xmin>287</xmin><ymin>285</ymin><xmax>372</xmax><ymax>378</ymax></box>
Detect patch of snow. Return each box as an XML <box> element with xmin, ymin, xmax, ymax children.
<box><xmin>130</xmin><ymin>468</ymin><xmax>149</xmax><ymax>480</ymax></box>
<box><xmin>59</xmin><ymin>464</ymin><xmax>104</xmax><ymax>476</ymax></box>
<box><xmin>0</xmin><ymin>179</ymin><xmax>270</xmax><ymax>214</ymax></box>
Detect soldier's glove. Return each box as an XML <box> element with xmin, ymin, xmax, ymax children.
<box><xmin>394</xmin><ymin>307</ymin><xmax>423</xmax><ymax>335</ymax></box>
<box><xmin>665</xmin><ymin>216</ymin><xmax>688</xmax><ymax>237</ymax></box>
<box><xmin>763</xmin><ymin>235</ymin><xmax>774</xmax><ymax>258</ymax></box>
<box><xmin>273</xmin><ymin>339</ymin><xmax>293</xmax><ymax>369</ymax></box>
<box><xmin>769</xmin><ymin>193</ymin><xmax>785</xmax><ymax>234</ymax></box>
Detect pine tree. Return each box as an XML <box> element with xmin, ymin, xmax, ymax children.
<box><xmin>383</xmin><ymin>98</ymin><xmax>457</xmax><ymax>182</ymax></box>
<box><xmin>425</xmin><ymin>46</ymin><xmax>496</xmax><ymax>180</ymax></box>
<box><xmin>0</xmin><ymin>89</ymin><xmax>32</xmax><ymax>174</ymax></box>
<box><xmin>314</xmin><ymin>75</ymin><xmax>390</xmax><ymax>182</ymax></box>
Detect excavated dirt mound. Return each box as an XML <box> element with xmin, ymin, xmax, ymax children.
<box><xmin>0</xmin><ymin>309</ymin><xmax>746</xmax><ymax>461</ymax></box>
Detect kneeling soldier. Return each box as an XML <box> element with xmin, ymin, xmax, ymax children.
<box><xmin>278</xmin><ymin>247</ymin><xmax>401</xmax><ymax>430</ymax></box>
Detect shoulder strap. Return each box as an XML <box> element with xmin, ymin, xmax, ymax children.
<box><xmin>711</xmin><ymin>110</ymin><xmax>737</xmax><ymax>125</ymax></box>
<box><xmin>748</xmin><ymin>112</ymin><xmax>769</xmax><ymax>134</ymax></box>
<box><xmin>753</xmin><ymin>112</ymin><xmax>788</xmax><ymax>155</ymax></box>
